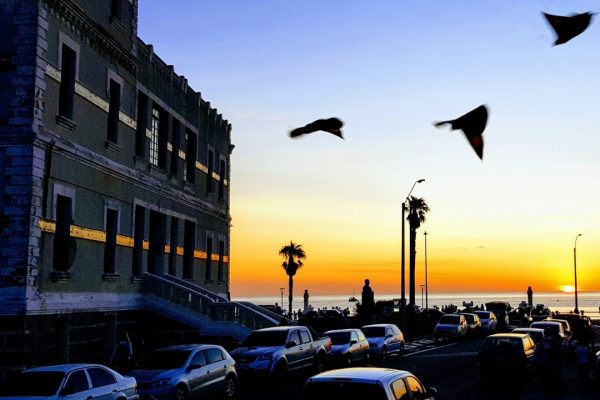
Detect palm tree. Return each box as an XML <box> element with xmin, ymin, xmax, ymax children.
<box><xmin>407</xmin><ymin>196</ymin><xmax>430</xmax><ymax>307</ymax></box>
<box><xmin>279</xmin><ymin>241</ymin><xmax>306</xmax><ymax>316</ymax></box>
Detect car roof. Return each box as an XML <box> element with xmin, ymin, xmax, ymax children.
<box><xmin>487</xmin><ymin>333</ymin><xmax>529</xmax><ymax>339</ymax></box>
<box><xmin>309</xmin><ymin>367</ymin><xmax>413</xmax><ymax>382</ymax></box>
<box><xmin>361</xmin><ymin>324</ymin><xmax>395</xmax><ymax>328</ymax></box>
<box><xmin>156</xmin><ymin>344</ymin><xmax>220</xmax><ymax>352</ymax></box>
<box><xmin>513</xmin><ymin>328</ymin><xmax>545</xmax><ymax>333</ymax></box>
<box><xmin>23</xmin><ymin>364</ymin><xmax>106</xmax><ymax>373</ymax></box>
<box><xmin>257</xmin><ymin>326</ymin><xmax>300</xmax><ymax>332</ymax></box>
<box><xmin>531</xmin><ymin>321</ymin><xmax>562</xmax><ymax>327</ymax></box>
<box><xmin>324</xmin><ymin>329</ymin><xmax>356</xmax><ymax>334</ymax></box>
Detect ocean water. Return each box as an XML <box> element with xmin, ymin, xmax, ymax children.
<box><xmin>235</xmin><ymin>292</ymin><xmax>600</xmax><ymax>316</ymax></box>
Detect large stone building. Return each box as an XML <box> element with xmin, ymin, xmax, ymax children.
<box><xmin>0</xmin><ymin>0</ymin><xmax>271</xmax><ymax>379</ymax></box>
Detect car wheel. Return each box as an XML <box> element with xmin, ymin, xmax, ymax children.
<box><xmin>173</xmin><ymin>385</ymin><xmax>188</xmax><ymax>400</ymax></box>
<box><xmin>381</xmin><ymin>347</ymin><xmax>388</xmax><ymax>360</ymax></box>
<box><xmin>344</xmin><ymin>354</ymin><xmax>353</xmax><ymax>368</ymax></box>
<box><xmin>363</xmin><ymin>352</ymin><xmax>370</xmax><ymax>366</ymax></box>
<box><xmin>273</xmin><ymin>361</ymin><xmax>287</xmax><ymax>385</ymax></box>
<box><xmin>223</xmin><ymin>374</ymin><xmax>237</xmax><ymax>399</ymax></box>
<box><xmin>315</xmin><ymin>353</ymin><xmax>326</xmax><ymax>374</ymax></box>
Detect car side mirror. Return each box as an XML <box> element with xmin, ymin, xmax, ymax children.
<box><xmin>426</xmin><ymin>387</ymin><xmax>438</xmax><ymax>397</ymax></box>
<box><xmin>286</xmin><ymin>340</ymin><xmax>298</xmax><ymax>348</ymax></box>
<box><xmin>60</xmin><ymin>386</ymin><xmax>77</xmax><ymax>396</ymax></box>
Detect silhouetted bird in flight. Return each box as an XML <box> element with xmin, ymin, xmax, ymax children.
<box><xmin>543</xmin><ymin>11</ymin><xmax>594</xmax><ymax>45</ymax></box>
<box><xmin>434</xmin><ymin>105</ymin><xmax>488</xmax><ymax>160</ymax></box>
<box><xmin>289</xmin><ymin>117</ymin><xmax>344</xmax><ymax>139</ymax></box>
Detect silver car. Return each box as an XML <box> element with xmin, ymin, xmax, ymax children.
<box><xmin>129</xmin><ymin>344</ymin><xmax>237</xmax><ymax>400</ymax></box>
<box><xmin>0</xmin><ymin>364</ymin><xmax>138</xmax><ymax>399</ymax></box>
<box><xmin>474</xmin><ymin>310</ymin><xmax>497</xmax><ymax>333</ymax></box>
<box><xmin>324</xmin><ymin>328</ymin><xmax>370</xmax><ymax>367</ymax></box>
<box><xmin>361</xmin><ymin>324</ymin><xmax>405</xmax><ymax>359</ymax></box>
<box><xmin>303</xmin><ymin>367</ymin><xmax>437</xmax><ymax>400</ymax></box>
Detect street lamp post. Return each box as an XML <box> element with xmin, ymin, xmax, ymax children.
<box><xmin>424</xmin><ymin>231</ymin><xmax>428</xmax><ymax>311</ymax></box>
<box><xmin>279</xmin><ymin>287</ymin><xmax>285</xmax><ymax>309</ymax></box>
<box><xmin>574</xmin><ymin>234</ymin><xmax>582</xmax><ymax>314</ymax></box>
<box><xmin>401</xmin><ymin>178</ymin><xmax>425</xmax><ymax>334</ymax></box>
<box><xmin>420</xmin><ymin>284</ymin><xmax>425</xmax><ymax>309</ymax></box>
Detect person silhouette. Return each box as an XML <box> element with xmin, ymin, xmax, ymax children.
<box><xmin>361</xmin><ymin>279</ymin><xmax>375</xmax><ymax>315</ymax></box>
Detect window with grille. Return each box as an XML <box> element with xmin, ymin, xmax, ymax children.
<box><xmin>149</xmin><ymin>108</ymin><xmax>160</xmax><ymax>166</ymax></box>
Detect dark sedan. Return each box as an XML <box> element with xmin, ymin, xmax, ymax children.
<box><xmin>478</xmin><ymin>333</ymin><xmax>537</xmax><ymax>378</ymax></box>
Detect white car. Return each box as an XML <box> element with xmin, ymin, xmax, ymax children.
<box><xmin>303</xmin><ymin>367</ymin><xmax>437</xmax><ymax>400</ymax></box>
<box><xmin>0</xmin><ymin>364</ymin><xmax>138</xmax><ymax>399</ymax></box>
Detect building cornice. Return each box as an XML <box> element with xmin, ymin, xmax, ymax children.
<box><xmin>43</xmin><ymin>0</ymin><xmax>139</xmax><ymax>73</ymax></box>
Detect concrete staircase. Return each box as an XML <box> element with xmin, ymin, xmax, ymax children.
<box><xmin>143</xmin><ymin>273</ymin><xmax>280</xmax><ymax>341</ymax></box>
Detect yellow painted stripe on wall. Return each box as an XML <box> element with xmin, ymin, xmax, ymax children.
<box><xmin>37</xmin><ymin>219</ymin><xmax>227</xmax><ymax>262</ymax></box>
<box><xmin>116</xmin><ymin>235</ymin><xmax>134</xmax><ymax>247</ymax></box>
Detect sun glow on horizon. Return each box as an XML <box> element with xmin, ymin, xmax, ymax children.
<box><xmin>560</xmin><ymin>285</ymin><xmax>575</xmax><ymax>293</ymax></box>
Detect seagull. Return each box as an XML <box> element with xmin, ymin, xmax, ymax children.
<box><xmin>434</xmin><ymin>105</ymin><xmax>488</xmax><ymax>160</ymax></box>
<box><xmin>543</xmin><ymin>11</ymin><xmax>594</xmax><ymax>45</ymax></box>
<box><xmin>289</xmin><ymin>117</ymin><xmax>344</xmax><ymax>139</ymax></box>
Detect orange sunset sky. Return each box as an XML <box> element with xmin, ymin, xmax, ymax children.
<box><xmin>139</xmin><ymin>2</ymin><xmax>600</xmax><ymax>298</ymax></box>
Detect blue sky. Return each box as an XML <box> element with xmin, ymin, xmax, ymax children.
<box><xmin>138</xmin><ymin>1</ymin><xmax>600</xmax><ymax>296</ymax></box>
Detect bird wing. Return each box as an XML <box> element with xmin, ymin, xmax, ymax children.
<box><xmin>466</xmin><ymin>134</ymin><xmax>484</xmax><ymax>160</ymax></box>
<box><xmin>289</xmin><ymin>118</ymin><xmax>344</xmax><ymax>139</ymax></box>
<box><xmin>543</xmin><ymin>11</ymin><xmax>593</xmax><ymax>45</ymax></box>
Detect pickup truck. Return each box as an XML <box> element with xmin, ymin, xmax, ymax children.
<box><xmin>230</xmin><ymin>326</ymin><xmax>332</xmax><ymax>380</ymax></box>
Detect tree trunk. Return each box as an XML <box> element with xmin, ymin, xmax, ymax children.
<box><xmin>288</xmin><ymin>274</ymin><xmax>294</xmax><ymax>317</ymax></box>
<box><xmin>409</xmin><ymin>225</ymin><xmax>417</xmax><ymax>306</ymax></box>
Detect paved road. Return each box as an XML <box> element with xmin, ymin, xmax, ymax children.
<box><xmin>237</xmin><ymin>335</ymin><xmax>600</xmax><ymax>399</ymax></box>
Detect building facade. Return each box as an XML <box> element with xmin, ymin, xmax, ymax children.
<box><xmin>0</xmin><ymin>0</ymin><xmax>233</xmax><ymax>377</ymax></box>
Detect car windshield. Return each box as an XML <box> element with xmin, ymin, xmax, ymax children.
<box><xmin>241</xmin><ymin>330</ymin><xmax>289</xmax><ymax>346</ymax></box>
<box><xmin>531</xmin><ymin>323</ymin><xmax>559</xmax><ymax>335</ymax></box>
<box><xmin>475</xmin><ymin>311</ymin><xmax>490</xmax><ymax>319</ymax></box>
<box><xmin>0</xmin><ymin>371</ymin><xmax>65</xmax><ymax>396</ymax></box>
<box><xmin>302</xmin><ymin>381</ymin><xmax>388</xmax><ymax>400</ymax></box>
<box><xmin>327</xmin><ymin>332</ymin><xmax>351</xmax><ymax>345</ymax></box>
<box><xmin>439</xmin><ymin>315</ymin><xmax>460</xmax><ymax>324</ymax></box>
<box><xmin>361</xmin><ymin>327</ymin><xmax>385</xmax><ymax>338</ymax></box>
<box><xmin>136</xmin><ymin>350</ymin><xmax>191</xmax><ymax>370</ymax></box>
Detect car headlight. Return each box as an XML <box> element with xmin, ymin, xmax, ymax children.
<box><xmin>151</xmin><ymin>379</ymin><xmax>171</xmax><ymax>388</ymax></box>
<box><xmin>257</xmin><ymin>354</ymin><xmax>273</xmax><ymax>361</ymax></box>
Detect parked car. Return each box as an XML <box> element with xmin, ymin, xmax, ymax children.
<box><xmin>512</xmin><ymin>327</ymin><xmax>546</xmax><ymax>344</ymax></box>
<box><xmin>553</xmin><ymin>313</ymin><xmax>593</xmax><ymax>341</ymax></box>
<box><xmin>433</xmin><ymin>314</ymin><xmax>468</xmax><ymax>341</ymax></box>
<box><xmin>0</xmin><ymin>364</ymin><xmax>138</xmax><ymax>399</ymax></box>
<box><xmin>324</xmin><ymin>328</ymin><xmax>370</xmax><ymax>367</ymax></box>
<box><xmin>530</xmin><ymin>321</ymin><xmax>569</xmax><ymax>346</ymax></box>
<box><xmin>361</xmin><ymin>324</ymin><xmax>405</xmax><ymax>360</ymax></box>
<box><xmin>478</xmin><ymin>333</ymin><xmax>537</xmax><ymax>378</ymax></box>
<box><xmin>230</xmin><ymin>326</ymin><xmax>332</xmax><ymax>380</ymax></box>
<box><xmin>459</xmin><ymin>313</ymin><xmax>482</xmax><ymax>335</ymax></box>
<box><xmin>545</xmin><ymin>318</ymin><xmax>572</xmax><ymax>339</ymax></box>
<box><xmin>129</xmin><ymin>344</ymin><xmax>237</xmax><ymax>400</ymax></box>
<box><xmin>474</xmin><ymin>310</ymin><xmax>497</xmax><ymax>333</ymax></box>
<box><xmin>302</xmin><ymin>367</ymin><xmax>438</xmax><ymax>400</ymax></box>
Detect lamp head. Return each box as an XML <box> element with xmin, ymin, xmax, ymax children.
<box><xmin>417</xmin><ymin>179</ymin><xmax>425</xmax><ymax>183</ymax></box>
